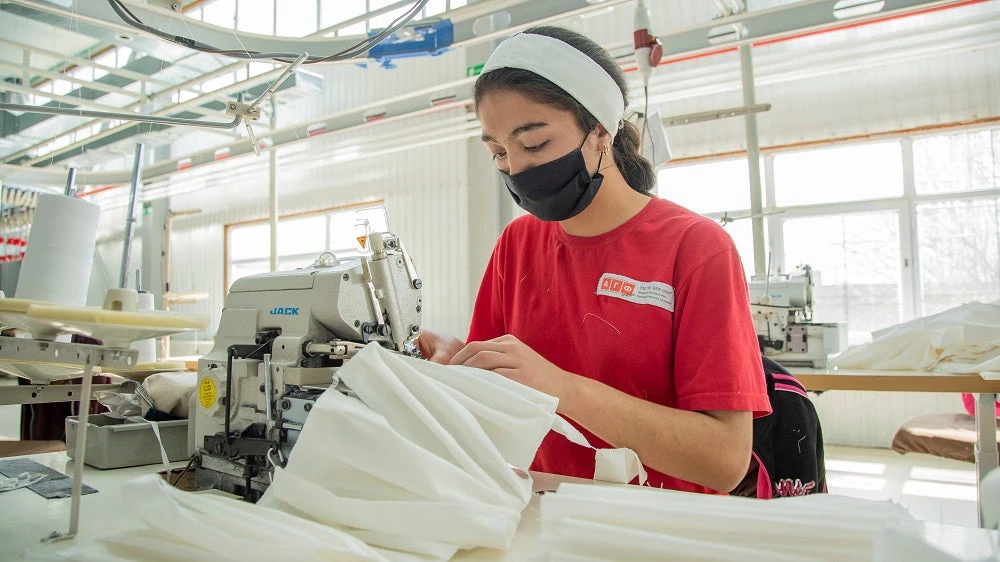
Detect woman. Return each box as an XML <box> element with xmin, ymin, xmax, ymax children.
<box><xmin>418</xmin><ymin>26</ymin><xmax>769</xmax><ymax>494</ymax></box>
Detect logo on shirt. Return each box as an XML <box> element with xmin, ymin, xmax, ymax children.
<box><xmin>600</xmin><ymin>277</ymin><xmax>636</xmax><ymax>297</ymax></box>
<box><xmin>596</xmin><ymin>273</ymin><xmax>674</xmax><ymax>312</ymax></box>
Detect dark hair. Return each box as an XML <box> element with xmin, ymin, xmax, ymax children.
<box><xmin>473</xmin><ymin>26</ymin><xmax>655</xmax><ymax>194</ymax></box>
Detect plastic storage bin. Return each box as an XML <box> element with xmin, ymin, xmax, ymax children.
<box><xmin>65</xmin><ymin>414</ymin><xmax>189</xmax><ymax>469</ymax></box>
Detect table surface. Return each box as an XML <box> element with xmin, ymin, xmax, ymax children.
<box><xmin>788</xmin><ymin>368</ymin><xmax>1000</xmax><ymax>393</ymax></box>
<box><xmin>1</xmin><ymin>453</ymin><xmax>998</xmax><ymax>561</ymax></box>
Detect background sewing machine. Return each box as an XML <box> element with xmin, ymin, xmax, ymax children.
<box><xmin>748</xmin><ymin>266</ymin><xmax>847</xmax><ymax>369</ymax></box>
<box><xmin>192</xmin><ymin>232</ymin><xmax>422</xmax><ymax>501</ymax></box>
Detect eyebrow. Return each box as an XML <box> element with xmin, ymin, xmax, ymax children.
<box><xmin>480</xmin><ymin>121</ymin><xmax>549</xmax><ymax>143</ymax></box>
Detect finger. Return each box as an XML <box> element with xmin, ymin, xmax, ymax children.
<box><xmin>428</xmin><ymin>351</ymin><xmax>452</xmax><ymax>365</ymax></box>
<box><xmin>450</xmin><ymin>341</ymin><xmax>506</xmax><ymax>366</ymax></box>
<box><xmin>493</xmin><ymin>367</ymin><xmax>529</xmax><ymax>386</ymax></box>
<box><xmin>487</xmin><ymin>334</ymin><xmax>519</xmax><ymax>344</ymax></box>
<box><xmin>416</xmin><ymin>337</ymin><xmax>433</xmax><ymax>358</ymax></box>
<box><xmin>416</xmin><ymin>330</ymin><xmax>440</xmax><ymax>353</ymax></box>
<box><xmin>460</xmin><ymin>350</ymin><xmax>517</xmax><ymax>372</ymax></box>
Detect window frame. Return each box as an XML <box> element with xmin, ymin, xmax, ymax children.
<box><xmin>223</xmin><ymin>200</ymin><xmax>386</xmax><ymax>295</ymax></box>
<box><xmin>657</xmin><ymin>122</ymin><xmax>1000</xmax><ymax>329</ymax></box>
<box><xmin>191</xmin><ymin>0</ymin><xmax>468</xmax><ymax>38</ymax></box>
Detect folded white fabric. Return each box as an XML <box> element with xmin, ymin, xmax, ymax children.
<box><xmin>832</xmin><ymin>300</ymin><xmax>1000</xmax><ymax>377</ymax></box>
<box><xmin>258</xmin><ymin>343</ymin><xmax>643</xmax><ymax>559</ymax></box>
<box><xmin>27</xmin><ymin>474</ymin><xmax>390</xmax><ymax>562</ymax></box>
<box><xmin>39</xmin><ymin>343</ymin><xmax>644</xmax><ymax>561</ymax></box>
<box><xmin>535</xmin><ymin>482</ymin><xmax>939</xmax><ymax>562</ymax></box>
<box><xmin>142</xmin><ymin>371</ymin><xmax>198</xmax><ymax>417</ymax></box>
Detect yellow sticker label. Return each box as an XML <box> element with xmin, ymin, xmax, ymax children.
<box><xmin>199</xmin><ymin>376</ymin><xmax>216</xmax><ymax>409</ymax></box>
<box><xmin>357</xmin><ymin>235</ymin><xmax>368</xmax><ymax>249</ymax></box>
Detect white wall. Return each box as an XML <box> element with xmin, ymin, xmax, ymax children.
<box><xmin>87</xmin><ymin>0</ymin><xmax>999</xmax><ymax>447</ymax></box>
<box><xmin>150</xmin><ymin>118</ymin><xmax>472</xmax><ymax>349</ymax></box>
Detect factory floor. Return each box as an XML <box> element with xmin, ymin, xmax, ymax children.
<box><xmin>0</xmin><ymin>375</ymin><xmax>980</xmax><ymax>527</ymax></box>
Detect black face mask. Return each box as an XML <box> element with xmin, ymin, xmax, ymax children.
<box><xmin>499</xmin><ymin>140</ymin><xmax>604</xmax><ymax>222</ymax></box>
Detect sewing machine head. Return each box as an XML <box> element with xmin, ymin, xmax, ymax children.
<box><xmin>748</xmin><ymin>265</ymin><xmax>846</xmax><ymax>369</ymax></box>
<box><xmin>192</xmin><ymin>232</ymin><xmax>422</xmax><ymax>500</ymax></box>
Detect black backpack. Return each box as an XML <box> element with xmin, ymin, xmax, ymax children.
<box><xmin>733</xmin><ymin>356</ymin><xmax>827</xmax><ymax>499</ymax></box>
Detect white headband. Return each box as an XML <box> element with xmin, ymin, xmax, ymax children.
<box><xmin>480</xmin><ymin>33</ymin><xmax>625</xmax><ymax>140</ymax></box>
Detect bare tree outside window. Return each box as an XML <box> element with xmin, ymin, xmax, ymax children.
<box><xmin>783</xmin><ymin>211</ymin><xmax>902</xmax><ymax>344</ymax></box>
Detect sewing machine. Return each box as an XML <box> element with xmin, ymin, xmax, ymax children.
<box><xmin>192</xmin><ymin>232</ymin><xmax>422</xmax><ymax>501</ymax></box>
<box><xmin>748</xmin><ymin>266</ymin><xmax>847</xmax><ymax>369</ymax></box>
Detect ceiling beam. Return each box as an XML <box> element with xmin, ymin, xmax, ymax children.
<box><xmin>2</xmin><ymin>54</ymin><xmax>174</xmax><ymax>137</ymax></box>
<box><xmin>10</xmin><ymin>0</ymin><xmax>631</xmax><ymax>63</ymax></box>
<box><xmin>599</xmin><ymin>0</ymin><xmax>989</xmax><ymax>60</ymax></box>
<box><xmin>1</xmin><ymin>60</ymin><xmax>283</xmax><ymax>162</ymax></box>
<box><xmin>0</xmin><ymin>60</ymin><xmax>147</xmax><ymax>101</ymax></box>
<box><xmin>7</xmin><ymin>0</ymin><xmax>369</xmax><ymax>60</ymax></box>
<box><xmin>7</xmin><ymin>68</ymin><xmax>319</xmax><ymax>166</ymax></box>
<box><xmin>0</xmin><ymin>38</ymin><xmax>172</xmax><ymax>87</ymax></box>
<box><xmin>1</xmin><ymin>81</ymin><xmax>140</xmax><ymax>114</ymax></box>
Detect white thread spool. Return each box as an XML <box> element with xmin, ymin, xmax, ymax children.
<box><xmin>131</xmin><ymin>291</ymin><xmax>157</xmax><ymax>363</ymax></box>
<box><xmin>15</xmin><ymin>194</ymin><xmax>100</xmax><ymax>306</ymax></box>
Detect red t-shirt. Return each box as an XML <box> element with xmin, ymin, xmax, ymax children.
<box><xmin>467</xmin><ymin>197</ymin><xmax>771</xmax><ymax>494</ymax></box>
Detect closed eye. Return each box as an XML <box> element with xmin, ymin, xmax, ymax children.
<box><xmin>524</xmin><ymin>141</ymin><xmax>549</xmax><ymax>153</ymax></box>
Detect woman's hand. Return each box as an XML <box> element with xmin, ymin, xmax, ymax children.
<box><xmin>415</xmin><ymin>329</ymin><xmax>465</xmax><ymax>364</ymax></box>
<box><xmin>450</xmin><ymin>334</ymin><xmax>576</xmax><ymax>406</ymax></box>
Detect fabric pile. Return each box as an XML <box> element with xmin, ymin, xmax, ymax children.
<box><xmin>39</xmin><ymin>344</ymin><xmax>642</xmax><ymax>561</ymax></box>
<box><xmin>535</xmin><ymin>483</ymin><xmax>989</xmax><ymax>562</ymax></box>
<box><xmin>832</xmin><ymin>301</ymin><xmax>1000</xmax><ymax>378</ymax></box>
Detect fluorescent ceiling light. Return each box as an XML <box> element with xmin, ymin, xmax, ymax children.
<box><xmin>833</xmin><ymin>0</ymin><xmax>886</xmax><ymax>20</ymax></box>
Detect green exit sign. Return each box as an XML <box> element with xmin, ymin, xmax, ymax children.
<box><xmin>466</xmin><ymin>63</ymin><xmax>484</xmax><ymax>77</ymax></box>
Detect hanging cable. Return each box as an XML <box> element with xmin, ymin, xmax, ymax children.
<box><xmin>105</xmin><ymin>0</ymin><xmax>430</xmax><ymax>64</ymax></box>
<box><xmin>642</xmin><ymin>84</ymin><xmax>656</xmax><ymax>168</ymax></box>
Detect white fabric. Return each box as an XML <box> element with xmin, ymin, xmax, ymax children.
<box><xmin>481</xmin><ymin>33</ymin><xmax>625</xmax><ymax>140</ymax></box>
<box><xmin>874</xmin><ymin>526</ymin><xmax>993</xmax><ymax>562</ymax></box>
<box><xmin>831</xmin><ymin>301</ymin><xmax>1000</xmax><ymax>377</ymax></box>
<box><xmin>142</xmin><ymin>371</ymin><xmax>197</xmax><ymax>418</ymax></box>
<box><xmin>34</xmin><ymin>474</ymin><xmax>390</xmax><ymax>562</ymax></box>
<box><xmin>259</xmin><ymin>344</ymin><xmax>644</xmax><ymax>558</ymax></box>
<box><xmin>124</xmin><ymin>416</ymin><xmax>171</xmax><ymax>474</ymax></box>
<box><xmin>537</xmin><ymin>482</ymin><xmax>929</xmax><ymax>562</ymax></box>
<box><xmin>44</xmin><ymin>344</ymin><xmax>644</xmax><ymax>561</ymax></box>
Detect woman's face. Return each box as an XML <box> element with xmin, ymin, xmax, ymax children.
<box><xmin>477</xmin><ymin>89</ymin><xmax>602</xmax><ymax>176</ymax></box>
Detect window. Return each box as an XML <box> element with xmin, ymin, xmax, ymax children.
<box><xmin>917</xmin><ymin>197</ymin><xmax>1000</xmax><ymax>315</ymax></box>
<box><xmin>774</xmin><ymin>142</ymin><xmax>903</xmax><ymax>206</ymax></box>
<box><xmin>658</xmin><ymin>158</ymin><xmax>751</xmax><ymax>214</ymax></box>
<box><xmin>782</xmin><ymin>211</ymin><xmax>902</xmax><ymax>343</ymax></box>
<box><xmin>657</xmin><ymin>158</ymin><xmax>765</xmax><ymax>277</ymax></box>
<box><xmin>226</xmin><ymin>204</ymin><xmax>388</xmax><ymax>291</ymax></box>
<box><xmin>722</xmin><ymin>218</ymin><xmax>767</xmax><ymax>281</ymax></box>
<box><xmin>370</xmin><ymin>6</ymin><xmax>412</xmax><ymax>30</ymax></box>
<box><xmin>320</xmin><ymin>0</ymin><xmax>365</xmax><ymax>29</ymax></box>
<box><xmin>202</xmin><ymin>0</ymin><xmax>236</xmax><ymax>28</ymax></box>
<box><xmin>237</xmin><ymin>0</ymin><xmax>274</xmax><ymax>34</ymax></box>
<box><xmin>276</xmin><ymin>0</ymin><xmax>318</xmax><ymax>37</ymax></box>
<box><xmin>658</xmin><ymin>125</ymin><xmax>1000</xmax><ymax>341</ymax></box>
<box><xmin>914</xmin><ymin>129</ymin><xmax>1000</xmax><ymax>194</ymax></box>
<box><xmin>197</xmin><ymin>0</ymin><xmax>469</xmax><ymax>38</ymax></box>
<box><xmin>200</xmin><ymin>73</ymin><xmax>237</xmax><ymax>93</ymax></box>
<box><xmin>423</xmin><ymin>0</ymin><xmax>447</xmax><ymax>17</ymax></box>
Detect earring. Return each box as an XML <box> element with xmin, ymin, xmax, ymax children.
<box><xmin>602</xmin><ymin>145</ymin><xmax>611</xmax><ymax>156</ymax></box>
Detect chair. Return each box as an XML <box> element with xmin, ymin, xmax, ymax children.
<box><xmin>732</xmin><ymin>356</ymin><xmax>827</xmax><ymax>499</ymax></box>
<box><xmin>892</xmin><ymin>413</ymin><xmax>1000</xmax><ymax>463</ymax></box>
